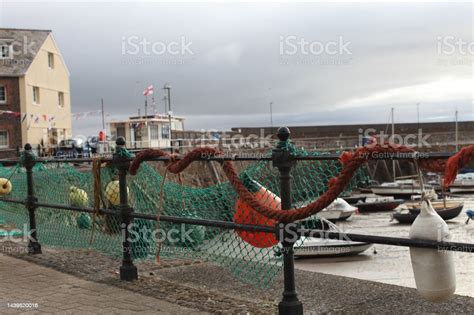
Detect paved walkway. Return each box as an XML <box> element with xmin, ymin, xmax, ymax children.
<box><xmin>0</xmin><ymin>254</ymin><xmax>205</xmax><ymax>314</ymax></box>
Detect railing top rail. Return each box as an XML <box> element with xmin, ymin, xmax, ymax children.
<box><xmin>0</xmin><ymin>151</ymin><xmax>456</xmax><ymax>165</ymax></box>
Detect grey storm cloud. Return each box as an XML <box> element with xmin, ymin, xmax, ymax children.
<box><xmin>1</xmin><ymin>1</ymin><xmax>472</xmax><ymax>136</ymax></box>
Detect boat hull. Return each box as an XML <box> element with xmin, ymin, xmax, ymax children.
<box><xmin>316</xmin><ymin>209</ymin><xmax>356</xmax><ymax>221</ymax></box>
<box><xmin>393</xmin><ymin>204</ymin><xmax>464</xmax><ymax>224</ymax></box>
<box><xmin>342</xmin><ymin>196</ymin><xmax>367</xmax><ymax>205</ymax></box>
<box><xmin>370</xmin><ymin>187</ymin><xmax>424</xmax><ymax>198</ymax></box>
<box><xmin>449</xmin><ymin>185</ymin><xmax>474</xmax><ymax>193</ymax></box>
<box><xmin>294</xmin><ymin>241</ymin><xmax>372</xmax><ymax>257</ymax></box>
<box><xmin>357</xmin><ymin>200</ymin><xmax>404</xmax><ymax>212</ymax></box>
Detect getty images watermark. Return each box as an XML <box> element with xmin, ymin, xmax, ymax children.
<box><xmin>121</xmin><ymin>35</ymin><xmax>194</xmax><ymax>65</ymax></box>
<box><xmin>279</xmin><ymin>35</ymin><xmax>352</xmax><ymax>66</ymax></box>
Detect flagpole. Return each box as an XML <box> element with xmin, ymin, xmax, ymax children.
<box><xmin>163</xmin><ymin>83</ymin><xmax>172</xmax><ymax>153</ymax></box>
<box><xmin>101</xmin><ymin>98</ymin><xmax>105</xmax><ymax>130</ymax></box>
<box><xmin>145</xmin><ymin>96</ymin><xmax>148</xmax><ymax>117</ymax></box>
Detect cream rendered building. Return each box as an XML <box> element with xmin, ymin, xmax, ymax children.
<box><xmin>0</xmin><ymin>28</ymin><xmax>72</xmax><ymax>157</ymax></box>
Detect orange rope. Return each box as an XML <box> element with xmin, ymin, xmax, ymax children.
<box><xmin>129</xmin><ymin>144</ymin><xmax>474</xmax><ymax>222</ymax></box>
<box><xmin>443</xmin><ymin>145</ymin><xmax>474</xmax><ymax>188</ymax></box>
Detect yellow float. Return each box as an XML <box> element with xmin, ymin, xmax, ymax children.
<box><xmin>0</xmin><ymin>178</ymin><xmax>12</xmax><ymax>195</ymax></box>
<box><xmin>69</xmin><ymin>186</ymin><xmax>89</xmax><ymax>207</ymax></box>
<box><xmin>105</xmin><ymin>180</ymin><xmax>129</xmax><ymax>206</ymax></box>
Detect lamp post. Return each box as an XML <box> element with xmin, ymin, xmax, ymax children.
<box><xmin>163</xmin><ymin>83</ymin><xmax>172</xmax><ymax>152</ymax></box>
<box><xmin>416</xmin><ymin>102</ymin><xmax>420</xmax><ymax>131</ymax></box>
<box><xmin>270</xmin><ymin>102</ymin><xmax>274</xmax><ymax>135</ymax></box>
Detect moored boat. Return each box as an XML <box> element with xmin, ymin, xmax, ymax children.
<box><xmin>315</xmin><ymin>198</ymin><xmax>357</xmax><ymax>221</ymax></box>
<box><xmin>275</xmin><ymin>219</ymin><xmax>372</xmax><ymax>258</ymax></box>
<box><xmin>449</xmin><ymin>173</ymin><xmax>474</xmax><ymax>193</ymax></box>
<box><xmin>371</xmin><ymin>179</ymin><xmax>434</xmax><ymax>199</ymax></box>
<box><xmin>392</xmin><ymin>201</ymin><xmax>464</xmax><ymax>224</ymax></box>
<box><xmin>356</xmin><ymin>196</ymin><xmax>404</xmax><ymax>212</ymax></box>
<box><xmin>292</xmin><ymin>237</ymin><xmax>373</xmax><ymax>258</ymax></box>
<box><xmin>342</xmin><ymin>195</ymin><xmax>367</xmax><ymax>205</ymax></box>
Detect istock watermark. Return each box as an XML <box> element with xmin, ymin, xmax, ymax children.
<box><xmin>0</xmin><ymin>36</ymin><xmax>36</xmax><ymax>66</ymax></box>
<box><xmin>0</xmin><ymin>224</ymin><xmax>36</xmax><ymax>243</ymax></box>
<box><xmin>122</xmin><ymin>35</ymin><xmax>194</xmax><ymax>56</ymax></box>
<box><xmin>436</xmin><ymin>35</ymin><xmax>474</xmax><ymax>67</ymax></box>
<box><xmin>279</xmin><ymin>35</ymin><xmax>352</xmax><ymax>66</ymax></box>
<box><xmin>358</xmin><ymin>128</ymin><xmax>432</xmax><ymax>148</ymax></box>
<box><xmin>120</xmin><ymin>35</ymin><xmax>195</xmax><ymax>65</ymax></box>
<box><xmin>123</xmin><ymin>223</ymin><xmax>199</xmax><ymax>245</ymax></box>
<box><xmin>437</xmin><ymin>35</ymin><xmax>474</xmax><ymax>56</ymax></box>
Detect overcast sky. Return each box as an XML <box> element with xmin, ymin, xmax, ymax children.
<box><xmin>1</xmin><ymin>1</ymin><xmax>473</xmax><ymax>135</ymax></box>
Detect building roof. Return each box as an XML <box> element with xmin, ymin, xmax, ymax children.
<box><xmin>0</xmin><ymin>28</ymin><xmax>51</xmax><ymax>76</ymax></box>
<box><xmin>108</xmin><ymin>114</ymin><xmax>185</xmax><ymax>124</ymax></box>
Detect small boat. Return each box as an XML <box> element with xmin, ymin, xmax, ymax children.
<box><xmin>357</xmin><ymin>180</ymin><xmax>380</xmax><ymax>194</ymax></box>
<box><xmin>356</xmin><ymin>196</ymin><xmax>404</xmax><ymax>212</ymax></box>
<box><xmin>292</xmin><ymin>237</ymin><xmax>372</xmax><ymax>258</ymax></box>
<box><xmin>392</xmin><ymin>201</ymin><xmax>464</xmax><ymax>224</ymax></box>
<box><xmin>449</xmin><ymin>173</ymin><xmax>474</xmax><ymax>193</ymax></box>
<box><xmin>371</xmin><ymin>179</ymin><xmax>434</xmax><ymax>199</ymax></box>
<box><xmin>359</xmin><ymin>187</ymin><xmax>374</xmax><ymax>194</ymax></box>
<box><xmin>315</xmin><ymin>198</ymin><xmax>357</xmax><ymax>221</ymax></box>
<box><xmin>342</xmin><ymin>195</ymin><xmax>367</xmax><ymax>205</ymax></box>
<box><xmin>275</xmin><ymin>219</ymin><xmax>372</xmax><ymax>258</ymax></box>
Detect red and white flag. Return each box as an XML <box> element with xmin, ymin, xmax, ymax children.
<box><xmin>143</xmin><ymin>85</ymin><xmax>154</xmax><ymax>96</ymax></box>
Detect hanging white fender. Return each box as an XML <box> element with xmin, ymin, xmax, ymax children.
<box><xmin>409</xmin><ymin>199</ymin><xmax>456</xmax><ymax>303</ymax></box>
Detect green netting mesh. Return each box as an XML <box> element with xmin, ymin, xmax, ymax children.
<box><xmin>0</xmin><ymin>146</ymin><xmax>369</xmax><ymax>286</ymax></box>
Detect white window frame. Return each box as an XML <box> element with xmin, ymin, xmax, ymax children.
<box><xmin>150</xmin><ymin>124</ymin><xmax>159</xmax><ymax>140</ymax></box>
<box><xmin>162</xmin><ymin>125</ymin><xmax>170</xmax><ymax>139</ymax></box>
<box><xmin>33</xmin><ymin>86</ymin><xmax>40</xmax><ymax>105</ymax></box>
<box><xmin>48</xmin><ymin>52</ymin><xmax>54</xmax><ymax>69</ymax></box>
<box><xmin>58</xmin><ymin>92</ymin><xmax>64</xmax><ymax>108</ymax></box>
<box><xmin>0</xmin><ymin>85</ymin><xmax>6</xmax><ymax>104</ymax></box>
<box><xmin>0</xmin><ymin>44</ymin><xmax>12</xmax><ymax>59</ymax></box>
<box><xmin>0</xmin><ymin>130</ymin><xmax>9</xmax><ymax>148</ymax></box>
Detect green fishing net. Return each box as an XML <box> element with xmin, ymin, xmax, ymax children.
<box><xmin>0</xmin><ymin>146</ymin><xmax>369</xmax><ymax>286</ymax></box>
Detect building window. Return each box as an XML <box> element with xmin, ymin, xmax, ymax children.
<box><xmin>0</xmin><ymin>85</ymin><xmax>6</xmax><ymax>103</ymax></box>
<box><xmin>162</xmin><ymin>125</ymin><xmax>170</xmax><ymax>139</ymax></box>
<box><xmin>0</xmin><ymin>131</ymin><xmax>8</xmax><ymax>148</ymax></box>
<box><xmin>58</xmin><ymin>92</ymin><xmax>64</xmax><ymax>107</ymax></box>
<box><xmin>150</xmin><ymin>124</ymin><xmax>159</xmax><ymax>140</ymax></box>
<box><xmin>48</xmin><ymin>52</ymin><xmax>54</xmax><ymax>68</ymax></box>
<box><xmin>33</xmin><ymin>86</ymin><xmax>40</xmax><ymax>104</ymax></box>
<box><xmin>0</xmin><ymin>45</ymin><xmax>11</xmax><ymax>59</ymax></box>
<box><xmin>116</xmin><ymin>125</ymin><xmax>126</xmax><ymax>138</ymax></box>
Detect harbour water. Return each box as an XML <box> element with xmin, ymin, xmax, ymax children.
<box><xmin>295</xmin><ymin>197</ymin><xmax>474</xmax><ymax>298</ymax></box>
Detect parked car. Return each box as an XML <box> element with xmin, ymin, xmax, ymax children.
<box><xmin>55</xmin><ymin>139</ymin><xmax>83</xmax><ymax>158</ymax></box>
<box><xmin>87</xmin><ymin>136</ymin><xmax>99</xmax><ymax>153</ymax></box>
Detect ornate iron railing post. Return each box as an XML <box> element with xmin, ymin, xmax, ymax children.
<box><xmin>22</xmin><ymin>144</ymin><xmax>42</xmax><ymax>254</ymax></box>
<box><xmin>113</xmin><ymin>137</ymin><xmax>138</xmax><ymax>281</ymax></box>
<box><xmin>273</xmin><ymin>127</ymin><xmax>303</xmax><ymax>315</ymax></box>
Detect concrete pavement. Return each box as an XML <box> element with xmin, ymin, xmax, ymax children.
<box><xmin>0</xmin><ymin>254</ymin><xmax>206</xmax><ymax>314</ymax></box>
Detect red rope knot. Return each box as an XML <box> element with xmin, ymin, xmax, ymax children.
<box><xmin>339</xmin><ymin>151</ymin><xmax>354</xmax><ymax>165</ymax></box>
<box><xmin>129</xmin><ymin>149</ymin><xmax>169</xmax><ymax>175</ymax></box>
<box><xmin>169</xmin><ymin>153</ymin><xmax>179</xmax><ymax>162</ymax></box>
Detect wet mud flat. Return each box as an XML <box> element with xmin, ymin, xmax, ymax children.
<box><xmin>295</xmin><ymin>197</ymin><xmax>474</xmax><ymax>298</ymax></box>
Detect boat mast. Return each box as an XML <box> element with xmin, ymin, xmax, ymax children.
<box><xmin>391</xmin><ymin>107</ymin><xmax>396</xmax><ymax>180</ymax></box>
<box><xmin>101</xmin><ymin>98</ymin><xmax>105</xmax><ymax>130</ymax></box>
<box><xmin>455</xmin><ymin>109</ymin><xmax>459</xmax><ymax>152</ymax></box>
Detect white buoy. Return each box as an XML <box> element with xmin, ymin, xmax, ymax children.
<box><xmin>409</xmin><ymin>200</ymin><xmax>456</xmax><ymax>303</ymax></box>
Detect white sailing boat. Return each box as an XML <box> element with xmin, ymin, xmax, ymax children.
<box><xmin>370</xmin><ymin>179</ymin><xmax>434</xmax><ymax>198</ymax></box>
<box><xmin>315</xmin><ymin>198</ymin><xmax>358</xmax><ymax>221</ymax></box>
